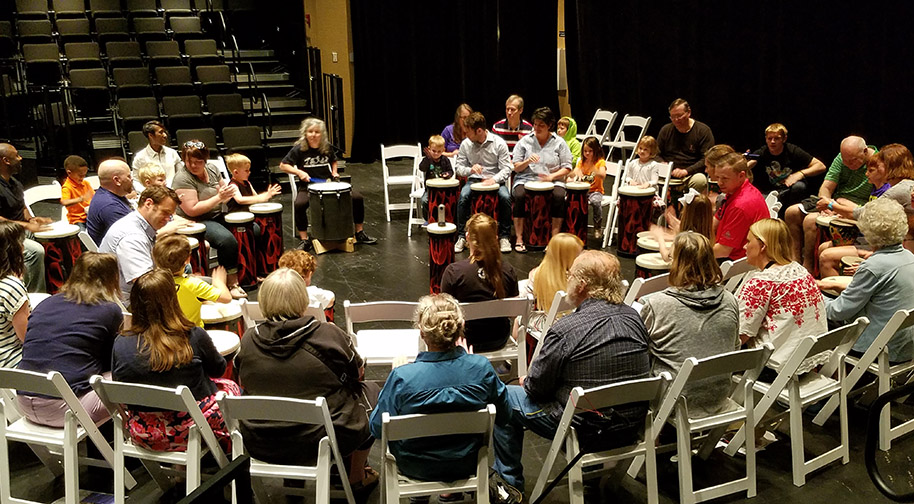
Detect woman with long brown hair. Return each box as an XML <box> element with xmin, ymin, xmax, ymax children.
<box><xmin>18</xmin><ymin>252</ymin><xmax>122</xmax><ymax>427</ymax></box>
<box><xmin>112</xmin><ymin>268</ymin><xmax>238</xmax><ymax>452</ymax></box>
<box><xmin>441</xmin><ymin>213</ymin><xmax>519</xmax><ymax>351</ymax></box>
<box><xmin>441</xmin><ymin>103</ymin><xmax>473</xmax><ymax>157</ymax></box>
<box><xmin>0</xmin><ymin>221</ymin><xmax>28</xmax><ymax>370</ymax></box>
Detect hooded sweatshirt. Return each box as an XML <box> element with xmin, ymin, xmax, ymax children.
<box><xmin>561</xmin><ymin>116</ymin><xmax>582</xmax><ymax>167</ymax></box>
<box><xmin>640</xmin><ymin>285</ymin><xmax>739</xmax><ymax>417</ymax></box>
<box><xmin>234</xmin><ymin>316</ymin><xmax>375</xmax><ymax>465</ymax></box>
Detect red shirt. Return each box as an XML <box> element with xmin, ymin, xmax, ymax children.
<box><xmin>715</xmin><ymin>180</ymin><xmax>769</xmax><ymax>260</ymax></box>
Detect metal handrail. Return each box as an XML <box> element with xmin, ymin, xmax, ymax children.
<box><xmin>865</xmin><ymin>382</ymin><xmax>914</xmax><ymax>502</ymax></box>
<box><xmin>260</xmin><ymin>91</ymin><xmax>272</xmax><ymax>137</ymax></box>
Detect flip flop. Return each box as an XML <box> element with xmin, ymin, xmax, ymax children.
<box><xmin>514</xmin><ymin>243</ymin><xmax>527</xmax><ymax>254</ymax></box>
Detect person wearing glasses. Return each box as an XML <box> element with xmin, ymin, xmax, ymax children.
<box><xmin>131</xmin><ymin>120</ymin><xmax>180</xmax><ymax>186</ymax></box>
<box><xmin>656</xmin><ymin>98</ymin><xmax>715</xmax><ymax>194</ymax></box>
<box><xmin>171</xmin><ymin>140</ymin><xmax>248</xmax><ymax>298</ymax></box>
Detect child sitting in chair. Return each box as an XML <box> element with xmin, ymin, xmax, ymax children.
<box><xmin>226</xmin><ymin>153</ymin><xmax>281</xmax><ymax>213</ymax></box>
<box><xmin>153</xmin><ymin>234</ymin><xmax>232</xmax><ymax>327</ymax></box>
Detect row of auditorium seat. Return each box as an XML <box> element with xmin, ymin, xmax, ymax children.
<box><xmin>115</xmin><ymin>94</ymin><xmax>246</xmax><ymax>136</ymax></box>
<box><xmin>10</xmin><ymin>0</ymin><xmax>222</xmax><ymax>21</ymax></box>
<box><xmin>6</xmin><ymin>15</ymin><xmax>207</xmax><ymax>50</ymax></box>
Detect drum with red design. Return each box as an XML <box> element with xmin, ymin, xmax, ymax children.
<box><xmin>470</xmin><ymin>182</ymin><xmax>499</xmax><ymax>221</ymax></box>
<box><xmin>250</xmin><ymin>202</ymin><xmax>283</xmax><ymax>277</ymax></box>
<box><xmin>178</xmin><ymin>222</ymin><xmax>209</xmax><ymax>276</ymax></box>
<box><xmin>667</xmin><ymin>178</ymin><xmax>686</xmax><ymax>213</ymax></box>
<box><xmin>524</xmin><ymin>181</ymin><xmax>554</xmax><ymax>248</ymax></box>
<box><xmin>564</xmin><ymin>181</ymin><xmax>590</xmax><ymax>243</ymax></box>
<box><xmin>813</xmin><ymin>214</ymin><xmax>836</xmax><ymax>277</ymax></box>
<box><xmin>829</xmin><ymin>218</ymin><xmax>859</xmax><ymax>247</ymax></box>
<box><xmin>635</xmin><ymin>252</ymin><xmax>672</xmax><ymax>279</ymax></box>
<box><xmin>426</xmin><ymin>178</ymin><xmax>459</xmax><ymax>223</ymax></box>
<box><xmin>617</xmin><ymin>186</ymin><xmax>656</xmax><ymax>256</ymax></box>
<box><xmin>428</xmin><ymin>222</ymin><xmax>457</xmax><ymax>294</ymax></box>
<box><xmin>225</xmin><ymin>211</ymin><xmax>257</xmax><ymax>289</ymax></box>
<box><xmin>34</xmin><ymin>222</ymin><xmax>82</xmax><ymax>294</ymax></box>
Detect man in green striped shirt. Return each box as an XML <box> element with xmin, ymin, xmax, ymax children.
<box><xmin>785</xmin><ymin>136</ymin><xmax>875</xmax><ymax>272</ymax></box>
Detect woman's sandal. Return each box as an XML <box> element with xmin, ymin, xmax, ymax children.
<box><xmin>514</xmin><ymin>242</ymin><xmax>527</xmax><ymax>254</ymax></box>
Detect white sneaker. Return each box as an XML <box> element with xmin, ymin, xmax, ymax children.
<box><xmin>454</xmin><ymin>237</ymin><xmax>467</xmax><ymax>253</ymax></box>
<box><xmin>499</xmin><ymin>237</ymin><xmax>512</xmax><ymax>253</ymax></box>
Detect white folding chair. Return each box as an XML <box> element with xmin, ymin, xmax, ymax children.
<box><xmin>655</xmin><ymin>161</ymin><xmax>673</xmax><ymax>211</ymax></box>
<box><xmin>627</xmin><ymin>345</ymin><xmax>772</xmax><ymax>504</ymax></box>
<box><xmin>85</xmin><ymin>175</ymin><xmax>100</xmax><ymax>190</ymax></box>
<box><xmin>23</xmin><ymin>180</ymin><xmax>62</xmax><ymax>221</ymax></box>
<box><xmin>599</xmin><ymin>160</ymin><xmax>624</xmax><ymax>248</ymax></box>
<box><xmin>813</xmin><ymin>309</ymin><xmax>914</xmax><ymax>451</ymax></box>
<box><xmin>529</xmin><ymin>290</ymin><xmax>576</xmax><ymax>364</ymax></box>
<box><xmin>0</xmin><ymin>369</ymin><xmax>136</xmax><ymax>504</ymax></box>
<box><xmin>77</xmin><ymin>230</ymin><xmax>98</xmax><ymax>252</ymax></box>
<box><xmin>380</xmin><ymin>405</ymin><xmax>495</xmax><ymax>504</ymax></box>
<box><xmin>723</xmin><ymin>317</ymin><xmax>868</xmax><ymax>486</ymax></box>
<box><xmin>603</xmin><ymin>114</ymin><xmax>651</xmax><ymax>163</ymax></box>
<box><xmin>765</xmin><ymin>190</ymin><xmax>782</xmax><ymax>218</ymax></box>
<box><xmin>575</xmin><ymin>109</ymin><xmax>617</xmax><ymax>147</ymax></box>
<box><xmin>380</xmin><ymin>143</ymin><xmax>422</xmax><ymax>223</ymax></box>
<box><xmin>217</xmin><ymin>393</ymin><xmax>355</xmax><ymax>504</ymax></box>
<box><xmin>720</xmin><ymin>257</ymin><xmax>757</xmax><ymax>293</ymax></box>
<box><xmin>90</xmin><ymin>375</ymin><xmax>229</xmax><ymax>503</ymax></box>
<box><xmin>530</xmin><ymin>374</ymin><xmax>669</xmax><ymax>504</ymax></box>
<box><xmin>344</xmin><ymin>300</ymin><xmax>421</xmax><ymax>366</ymax></box>
<box><xmin>461</xmin><ymin>295</ymin><xmax>533</xmax><ymax>376</ymax></box>
<box><xmin>239</xmin><ymin>299</ymin><xmax>325</xmax><ymax>331</ymax></box>
<box><xmin>623</xmin><ymin>273</ymin><xmax>671</xmax><ymax>307</ymax></box>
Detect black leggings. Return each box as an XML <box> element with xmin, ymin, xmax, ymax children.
<box><xmin>294</xmin><ymin>183</ymin><xmax>366</xmax><ymax>232</ymax></box>
<box><xmin>511</xmin><ymin>184</ymin><xmax>566</xmax><ymax>218</ymax></box>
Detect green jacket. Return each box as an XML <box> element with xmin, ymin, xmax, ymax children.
<box><xmin>561</xmin><ymin>116</ymin><xmax>581</xmax><ymax>167</ymax></box>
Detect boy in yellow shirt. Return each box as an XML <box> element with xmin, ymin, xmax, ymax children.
<box><xmin>60</xmin><ymin>155</ymin><xmax>95</xmax><ymax>228</ymax></box>
<box><xmin>153</xmin><ymin>235</ymin><xmax>232</xmax><ymax>327</ymax></box>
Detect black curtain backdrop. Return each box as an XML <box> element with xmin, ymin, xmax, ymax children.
<box><xmin>564</xmin><ymin>1</ymin><xmax>914</xmax><ymax>162</ymax></box>
<box><xmin>349</xmin><ymin>1</ymin><xmax>558</xmax><ymax>162</ymax></box>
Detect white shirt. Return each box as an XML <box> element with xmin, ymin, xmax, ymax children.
<box><xmin>131</xmin><ymin>144</ymin><xmax>180</xmax><ymax>186</ymax></box>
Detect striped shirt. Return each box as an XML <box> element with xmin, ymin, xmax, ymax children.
<box><xmin>0</xmin><ymin>275</ymin><xmax>27</xmax><ymax>369</ymax></box>
<box><xmin>492</xmin><ymin>118</ymin><xmax>533</xmax><ymax>151</ymax></box>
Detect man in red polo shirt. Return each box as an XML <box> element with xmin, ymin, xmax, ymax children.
<box><xmin>713</xmin><ymin>152</ymin><xmax>770</xmax><ymax>260</ymax></box>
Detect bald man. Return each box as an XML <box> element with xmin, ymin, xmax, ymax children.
<box><xmin>0</xmin><ymin>143</ymin><xmax>51</xmax><ymax>292</ymax></box>
<box><xmin>86</xmin><ymin>159</ymin><xmax>135</xmax><ymax>244</ymax></box>
<box><xmin>784</xmin><ymin>136</ymin><xmax>875</xmax><ymax>272</ymax></box>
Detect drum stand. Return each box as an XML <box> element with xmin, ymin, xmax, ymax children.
<box><xmin>312</xmin><ymin>237</ymin><xmax>355</xmax><ymax>254</ymax></box>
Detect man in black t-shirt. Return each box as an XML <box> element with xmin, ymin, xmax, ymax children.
<box><xmin>0</xmin><ymin>143</ymin><xmax>51</xmax><ymax>292</ymax></box>
<box><xmin>657</xmin><ymin>98</ymin><xmax>715</xmax><ymax>193</ymax></box>
<box><xmin>747</xmin><ymin>123</ymin><xmax>826</xmax><ymax>213</ymax></box>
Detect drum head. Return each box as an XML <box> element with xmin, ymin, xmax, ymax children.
<box><xmin>185</xmin><ymin>236</ymin><xmax>199</xmax><ymax>248</ymax></box>
<box><xmin>815</xmin><ymin>215</ymin><xmax>835</xmax><ymax>227</ymax></box>
<box><xmin>427</xmin><ymin>222</ymin><xmax>457</xmax><ymax>235</ymax></box>
<box><xmin>820</xmin><ymin>275</ymin><xmax>853</xmax><ymax>297</ymax></box>
<box><xmin>34</xmin><ymin>222</ymin><xmax>80</xmax><ymax>239</ymax></box>
<box><xmin>207</xmin><ymin>329</ymin><xmax>240</xmax><ymax>356</ymax></box>
<box><xmin>636</xmin><ymin>236</ymin><xmax>670</xmax><ymax>251</ymax></box>
<box><xmin>201</xmin><ymin>302</ymin><xmax>243</xmax><ymax>323</ymax></box>
<box><xmin>566</xmin><ymin>181</ymin><xmax>591</xmax><ymax>191</ymax></box>
<box><xmin>225</xmin><ymin>211</ymin><xmax>254</xmax><ymax>223</ymax></box>
<box><xmin>831</xmin><ymin>218</ymin><xmax>857</xmax><ymax>228</ymax></box>
<box><xmin>524</xmin><ymin>181</ymin><xmax>555</xmax><ymax>191</ymax></box>
<box><xmin>249</xmin><ymin>202</ymin><xmax>283</xmax><ymax>214</ymax></box>
<box><xmin>470</xmin><ymin>182</ymin><xmax>499</xmax><ymax>191</ymax></box>
<box><xmin>840</xmin><ymin>255</ymin><xmax>863</xmax><ymax>267</ymax></box>
<box><xmin>619</xmin><ymin>185</ymin><xmax>656</xmax><ymax>197</ymax></box>
<box><xmin>178</xmin><ymin>222</ymin><xmax>207</xmax><ymax>234</ymax></box>
<box><xmin>309</xmin><ymin>181</ymin><xmax>352</xmax><ymax>193</ymax></box>
<box><xmin>426</xmin><ymin>177</ymin><xmax>459</xmax><ymax>188</ymax></box>
<box><xmin>635</xmin><ymin>252</ymin><xmax>671</xmax><ymax>269</ymax></box>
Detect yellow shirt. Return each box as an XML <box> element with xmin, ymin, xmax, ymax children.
<box><xmin>61</xmin><ymin>177</ymin><xmax>95</xmax><ymax>224</ymax></box>
<box><xmin>174</xmin><ymin>275</ymin><xmax>221</xmax><ymax>327</ymax></box>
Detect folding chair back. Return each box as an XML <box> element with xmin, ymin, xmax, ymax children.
<box><xmin>381</xmin><ymin>405</ymin><xmax>495</xmax><ymax>503</ymax></box>
<box><xmin>239</xmin><ymin>299</ymin><xmax>325</xmax><ymax>331</ymax></box>
<box><xmin>623</xmin><ymin>273</ymin><xmax>671</xmax><ymax>307</ymax></box>
<box><xmin>344</xmin><ymin>300</ymin><xmax>420</xmax><ymax>366</ymax></box>
<box><xmin>529</xmin><ymin>290</ymin><xmax>575</xmax><ymax>365</ymax></box>
<box><xmin>600</xmin><ymin>160</ymin><xmax>626</xmax><ymax>248</ymax></box>
<box><xmin>720</xmin><ymin>257</ymin><xmax>756</xmax><ymax>293</ymax></box>
<box><xmin>23</xmin><ymin>180</ymin><xmax>62</xmax><ymax>218</ymax></box>
<box><xmin>656</xmin><ymin>162</ymin><xmax>673</xmax><ymax>207</ymax></box>
<box><xmin>461</xmin><ymin>295</ymin><xmax>533</xmax><ymax>375</ymax></box>
<box><xmin>575</xmin><ymin>108</ymin><xmax>617</xmax><ymax>146</ymax></box>
<box><xmin>379</xmin><ymin>143</ymin><xmax>422</xmax><ymax>224</ymax></box>
<box><xmin>604</xmin><ymin>114</ymin><xmax>651</xmax><ymax>162</ymax></box>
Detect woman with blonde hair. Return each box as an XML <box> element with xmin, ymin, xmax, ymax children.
<box><xmin>235</xmin><ymin>268</ymin><xmax>380</xmax><ymax>492</ymax></box>
<box><xmin>112</xmin><ymin>269</ymin><xmax>238</xmax><ymax>452</ymax></box>
<box><xmin>640</xmin><ymin>232</ymin><xmax>739</xmax><ymax>416</ymax></box>
<box><xmin>369</xmin><ymin>293</ymin><xmax>510</xmax><ymax>490</ymax></box>
<box><xmin>18</xmin><ymin>252</ymin><xmax>122</xmax><ymax>427</ymax></box>
<box><xmin>526</xmin><ymin>233</ymin><xmax>583</xmax><ymax>338</ymax></box>
<box><xmin>737</xmin><ymin>219</ymin><xmax>827</xmax><ymax>378</ymax></box>
<box><xmin>441</xmin><ymin>213</ymin><xmax>520</xmax><ymax>351</ymax></box>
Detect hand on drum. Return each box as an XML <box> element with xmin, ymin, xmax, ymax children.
<box><xmin>480</xmin><ymin>177</ymin><xmax>498</xmax><ymax>186</ymax></box>
<box><xmin>815</xmin><ymin>197</ymin><xmax>833</xmax><ymax>212</ymax></box>
<box><xmin>456</xmin><ymin>336</ymin><xmax>474</xmax><ymax>354</ymax></box>
<box><xmin>211</xmin><ymin>265</ymin><xmax>227</xmax><ymax>284</ymax></box>
<box><xmin>471</xmin><ymin>164</ymin><xmax>485</xmax><ymax>175</ymax></box>
<box><xmin>816</xmin><ymin>279</ymin><xmax>847</xmax><ymax>294</ymax></box>
<box><xmin>216</xmin><ymin>181</ymin><xmax>237</xmax><ymax>202</ymax></box>
<box><xmin>157</xmin><ymin>219</ymin><xmax>187</xmax><ymax>237</ymax></box>
<box><xmin>25</xmin><ymin>216</ymin><xmax>53</xmax><ymax>232</ymax></box>
<box><xmin>537</xmin><ymin>172</ymin><xmax>553</xmax><ymax>182</ymax></box>
<box><xmin>671</xmin><ymin>168</ymin><xmax>689</xmax><ymax>179</ymax></box>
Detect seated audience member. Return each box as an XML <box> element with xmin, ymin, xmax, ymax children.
<box><xmin>569</xmin><ymin>136</ymin><xmax>606</xmax><ymax>239</ymax></box>
<box><xmin>641</xmin><ymin>232</ymin><xmax>739</xmax><ymax>416</ymax></box>
<box><xmin>441</xmin><ymin>213</ymin><xmax>520</xmax><ymax>352</ymax></box>
<box><xmin>0</xmin><ymin>143</ymin><xmax>49</xmax><ymax>292</ymax></box>
<box><xmin>17</xmin><ymin>253</ymin><xmax>122</xmax><ymax>427</ymax></box>
<box><xmin>0</xmin><ymin>222</ymin><xmax>29</xmax><ymax>369</ymax></box>
<box><xmin>703</xmin><ymin>143</ymin><xmax>737</xmax><ymax>209</ymax></box>
<box><xmin>784</xmin><ymin>136</ymin><xmax>875</xmax><ymax>272</ymax></box>
<box><xmin>134</xmin><ymin>161</ymin><xmax>167</xmax><ymax>193</ymax></box>
<box><xmin>153</xmin><ymin>235</ymin><xmax>231</xmax><ymax>327</ymax></box>
<box><xmin>817</xmin><ymin>143</ymin><xmax>914</xmax><ymax>277</ymax></box>
<box><xmin>821</xmin><ymin>198</ymin><xmax>914</xmax><ymax>363</ymax></box>
<box><xmin>737</xmin><ymin>219</ymin><xmax>828</xmax><ymax>377</ymax></box>
<box><xmin>418</xmin><ymin>134</ymin><xmax>453</xmax><ymax>221</ymax></box>
<box><xmin>277</xmin><ymin>249</ymin><xmax>335</xmax><ymax>313</ymax></box>
<box><xmin>713</xmin><ymin>152</ymin><xmax>770</xmax><ymax>260</ymax></box>
<box><xmin>624</xmin><ymin>135</ymin><xmax>661</xmax><ymax>189</ymax></box>
<box><xmin>657</xmin><ymin>98</ymin><xmax>715</xmax><ymax>193</ymax></box>
<box><xmin>493</xmin><ymin>250</ymin><xmax>650</xmax><ymax>492</ymax></box>
<box><xmin>652</xmin><ymin>189</ymin><xmax>715</xmax><ymax>261</ymax></box>
<box><xmin>278</xmin><ymin>118</ymin><xmax>376</xmax><ymax>251</ymax></box>
<box><xmin>441</xmin><ymin>103</ymin><xmax>473</xmax><ymax>157</ymax></box>
<box><xmin>112</xmin><ymin>269</ymin><xmax>238</xmax><ymax>452</ymax></box>
<box><xmin>60</xmin><ymin>155</ymin><xmax>95</xmax><ymax>229</ymax></box>
<box><xmin>748</xmin><ymin>123</ymin><xmax>826</xmax><ymax>212</ymax></box>
<box><xmin>454</xmin><ymin>112</ymin><xmax>514</xmax><ymax>253</ymax></box>
<box><xmin>526</xmin><ymin>233</ymin><xmax>583</xmax><ymax>340</ymax></box>
<box><xmin>556</xmin><ymin>116</ymin><xmax>581</xmax><ymax>166</ymax></box>
<box><xmin>511</xmin><ymin>107</ymin><xmax>573</xmax><ymax>252</ymax></box>
<box><xmin>369</xmin><ymin>293</ymin><xmax>511</xmax><ymax>487</ymax></box>
<box><xmin>87</xmin><ymin>159</ymin><xmax>134</xmax><ymax>245</ymax></box>
<box><xmin>492</xmin><ymin>94</ymin><xmax>533</xmax><ymax>152</ymax></box>
<box><xmin>99</xmin><ymin>186</ymin><xmax>181</xmax><ymax>301</ymax></box>
<box><xmin>225</xmin><ymin>153</ymin><xmax>281</xmax><ymax>214</ymax></box>
<box><xmin>131</xmin><ymin>120</ymin><xmax>180</xmax><ymax>185</ymax></box>
<box><xmin>234</xmin><ymin>268</ymin><xmax>379</xmax><ymax>491</ymax></box>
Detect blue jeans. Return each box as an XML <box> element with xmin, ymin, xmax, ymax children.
<box><xmin>456</xmin><ymin>182</ymin><xmax>512</xmax><ymax>238</ymax></box>
<box><xmin>493</xmin><ymin>385</ymin><xmax>560</xmax><ymax>491</ymax></box>
<box><xmin>23</xmin><ymin>237</ymin><xmax>46</xmax><ymax>293</ymax></box>
<box><xmin>202</xmin><ymin>219</ymin><xmax>239</xmax><ymax>273</ymax></box>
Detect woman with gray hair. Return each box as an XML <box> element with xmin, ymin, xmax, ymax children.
<box><xmin>234</xmin><ymin>268</ymin><xmax>380</xmax><ymax>492</ymax></box>
<box><xmin>821</xmin><ymin>198</ymin><xmax>914</xmax><ymax>362</ymax></box>
<box><xmin>369</xmin><ymin>293</ymin><xmax>510</xmax><ymax>490</ymax></box>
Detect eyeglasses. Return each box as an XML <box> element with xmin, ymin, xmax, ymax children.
<box><xmin>183</xmin><ymin>140</ymin><xmax>205</xmax><ymax>149</ymax></box>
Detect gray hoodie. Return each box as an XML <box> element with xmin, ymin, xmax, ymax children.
<box><xmin>641</xmin><ymin>286</ymin><xmax>740</xmax><ymax>417</ymax></box>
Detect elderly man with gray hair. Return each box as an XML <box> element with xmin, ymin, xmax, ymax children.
<box><xmin>492</xmin><ymin>250</ymin><xmax>650</xmax><ymax>494</ymax></box>
<box><xmin>820</xmin><ymin>197</ymin><xmax>914</xmax><ymax>363</ymax></box>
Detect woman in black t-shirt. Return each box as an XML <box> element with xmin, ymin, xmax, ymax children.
<box><xmin>278</xmin><ymin>118</ymin><xmax>376</xmax><ymax>251</ymax></box>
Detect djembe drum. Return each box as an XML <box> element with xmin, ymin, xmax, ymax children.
<box><xmin>309</xmin><ymin>181</ymin><xmax>354</xmax><ymax>242</ymax></box>
<box><xmin>426</xmin><ymin>177</ymin><xmax>459</xmax><ymax>223</ymax></box>
<box><xmin>178</xmin><ymin>222</ymin><xmax>209</xmax><ymax>276</ymax></box>
<box><xmin>617</xmin><ymin>186</ymin><xmax>656</xmax><ymax>255</ymax></box>
<box><xmin>470</xmin><ymin>182</ymin><xmax>499</xmax><ymax>221</ymax></box>
<box><xmin>201</xmin><ymin>301</ymin><xmax>244</xmax><ymax>337</ymax></box>
<box><xmin>829</xmin><ymin>218</ymin><xmax>860</xmax><ymax>246</ymax></box>
<box><xmin>635</xmin><ymin>252</ymin><xmax>672</xmax><ymax>279</ymax></box>
<box><xmin>428</xmin><ymin>220</ymin><xmax>456</xmax><ymax>294</ymax></box>
<box><xmin>224</xmin><ymin>211</ymin><xmax>257</xmax><ymax>289</ymax></box>
<box><xmin>207</xmin><ymin>329</ymin><xmax>240</xmax><ymax>379</ymax></box>
<box><xmin>564</xmin><ymin>181</ymin><xmax>590</xmax><ymax>243</ymax></box>
<box><xmin>34</xmin><ymin>222</ymin><xmax>82</xmax><ymax>294</ymax></box>
<box><xmin>636</xmin><ymin>235</ymin><xmax>673</xmax><ymax>256</ymax></box>
<box><xmin>524</xmin><ymin>181</ymin><xmax>554</xmax><ymax>248</ymax></box>
<box><xmin>250</xmin><ymin>202</ymin><xmax>283</xmax><ymax>277</ymax></box>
